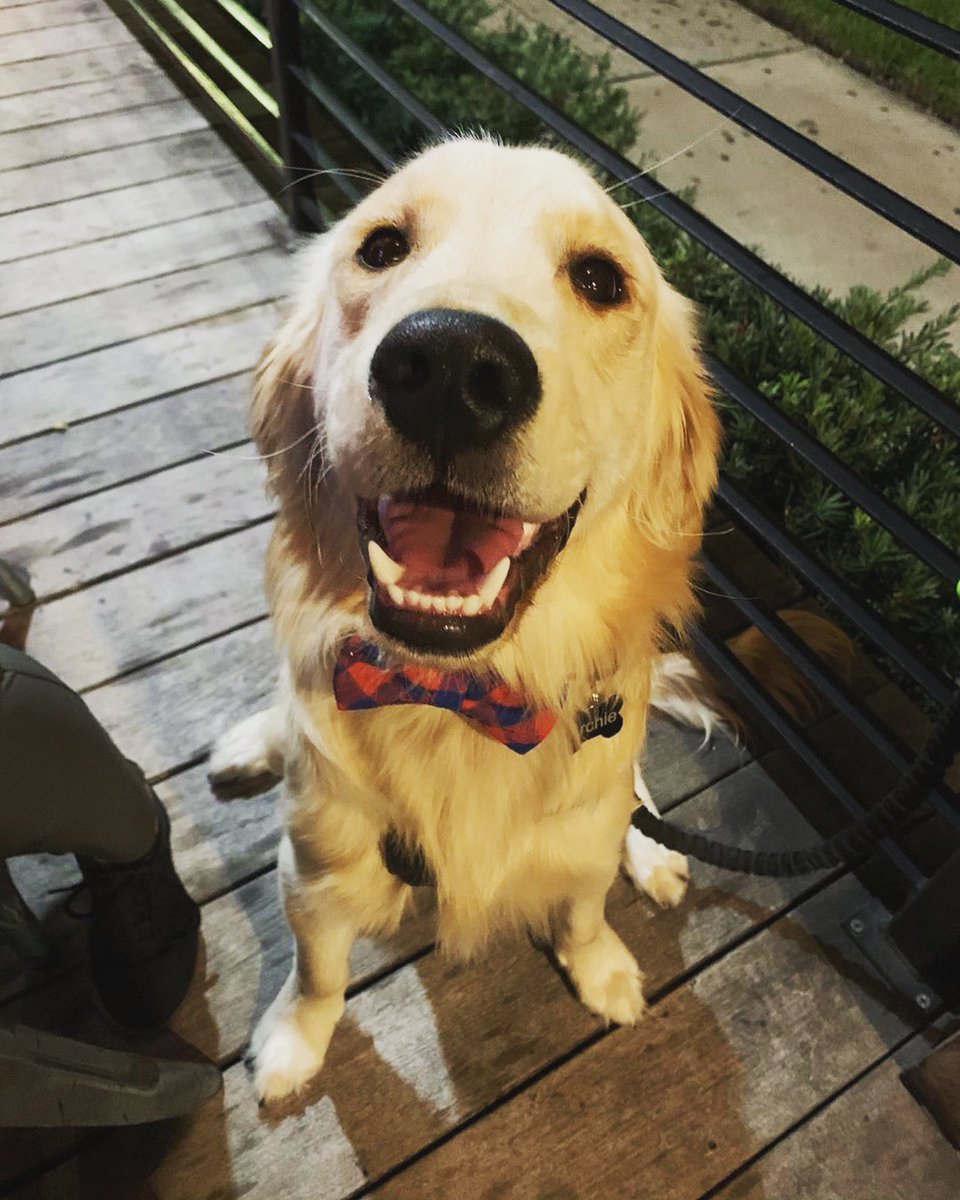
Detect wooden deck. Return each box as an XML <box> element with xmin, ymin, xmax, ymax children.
<box><xmin>2</xmin><ymin>0</ymin><xmax>959</xmax><ymax>1196</ymax></box>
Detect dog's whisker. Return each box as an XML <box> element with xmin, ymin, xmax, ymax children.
<box><xmin>278</xmin><ymin>166</ymin><xmax>388</xmax><ymax>196</ymax></box>
<box><xmin>692</xmin><ymin>582</ymin><xmax>762</xmax><ymax>601</ymax></box>
<box><xmin>617</xmin><ymin>187</ymin><xmax>676</xmax><ymax>214</ymax></box>
<box><xmin>202</xmin><ymin>425</ymin><xmax>319</xmax><ymax>462</ymax></box>
<box><xmin>605</xmin><ymin>106</ymin><xmax>744</xmax><ymax>196</ymax></box>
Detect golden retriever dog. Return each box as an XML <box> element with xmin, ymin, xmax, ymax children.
<box><xmin>208</xmin><ymin>135</ymin><xmax>721</xmax><ymax>1103</ymax></box>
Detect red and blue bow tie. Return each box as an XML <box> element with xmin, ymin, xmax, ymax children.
<box><xmin>333</xmin><ymin>636</ymin><xmax>556</xmax><ymax>754</ymax></box>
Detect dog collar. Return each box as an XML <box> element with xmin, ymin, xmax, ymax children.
<box><xmin>333</xmin><ymin>635</ymin><xmax>557</xmax><ymax>753</ymax></box>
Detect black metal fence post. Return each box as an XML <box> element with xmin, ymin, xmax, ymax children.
<box><xmin>265</xmin><ymin>0</ymin><xmax>314</xmax><ymax>232</ymax></box>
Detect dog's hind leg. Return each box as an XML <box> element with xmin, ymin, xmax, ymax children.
<box><xmin>622</xmin><ymin>764</ymin><xmax>690</xmax><ymax>908</ymax></box>
<box><xmin>207</xmin><ymin>706</ymin><xmax>286</xmax><ymax>799</ymax></box>
<box><xmin>250</xmin><ymin>833</ymin><xmax>406</xmax><ymax>1104</ymax></box>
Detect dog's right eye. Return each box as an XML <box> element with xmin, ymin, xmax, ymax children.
<box><xmin>357</xmin><ymin>226</ymin><xmax>410</xmax><ymax>270</ymax></box>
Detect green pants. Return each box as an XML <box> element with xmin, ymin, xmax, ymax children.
<box><xmin>0</xmin><ymin>645</ymin><xmax>156</xmax><ymax>863</ymax></box>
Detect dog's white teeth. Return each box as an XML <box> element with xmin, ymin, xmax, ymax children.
<box><xmin>387</xmin><ymin>583</ymin><xmax>404</xmax><ymax>607</ymax></box>
<box><xmin>479</xmin><ymin>557</ymin><xmax>511</xmax><ymax>610</ymax></box>
<box><xmin>462</xmin><ymin>594</ymin><xmax>481</xmax><ymax>616</ymax></box>
<box><xmin>368</xmin><ymin>540</ymin><xmax>405</xmax><ymax>586</ymax></box>
<box><xmin>445</xmin><ymin>595</ymin><xmax>464</xmax><ymax>614</ymax></box>
<box><xmin>519</xmin><ymin>521</ymin><xmax>540</xmax><ymax>552</ymax></box>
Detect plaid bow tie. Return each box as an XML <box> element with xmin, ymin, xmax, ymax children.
<box><xmin>333</xmin><ymin>636</ymin><xmax>556</xmax><ymax>754</ymax></box>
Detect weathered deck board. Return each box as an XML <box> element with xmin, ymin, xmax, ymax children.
<box><xmin>0</xmin><ymin>248</ymin><xmax>288</xmax><ymax>374</ymax></box>
<box><xmin>713</xmin><ymin>1053</ymin><xmax>960</xmax><ymax>1199</ymax></box>
<box><xmin>3</xmin><ymin>770</ymin><xmax>822</xmax><ymax>1198</ymax></box>
<box><xmin>366</xmin><ymin>878</ymin><xmax>920</xmax><ymax>1200</ymax></box>
<box><xmin>26</xmin><ymin>522</ymin><xmax>272</xmax><ymax>690</ymax></box>
<box><xmin>0</xmin><ymin>64</ymin><xmax>179</xmax><ymax>130</ymax></box>
<box><xmin>0</xmin><ymin>373</ymin><xmax>251</xmax><ymax>522</ymax></box>
<box><xmin>1</xmin><ymin>199</ymin><xmax>283</xmax><ymax>315</ymax></box>
<box><xmin>0</xmin><ymin>163</ymin><xmax>272</xmax><ymax>262</ymax></box>
<box><xmin>0</xmin><ymin>0</ymin><xmax>110</xmax><ymax>37</ymax></box>
<box><xmin>0</xmin><ymin>39</ymin><xmax>177</xmax><ymax>102</ymax></box>
<box><xmin>4</xmin><ymin>451</ymin><xmax>269</xmax><ymax>600</ymax></box>
<box><xmin>0</xmin><ymin>96</ymin><xmax>208</xmax><ymax>170</ymax></box>
<box><xmin>0</xmin><ymin>66</ymin><xmax>179</xmax><ymax>132</ymax></box>
<box><xmin>0</xmin><ymin>128</ymin><xmax>236</xmax><ymax>215</ymax></box>
<box><xmin>0</xmin><ymin>298</ymin><xmax>278</xmax><ymax>441</ymax></box>
<box><xmin>0</xmin><ymin>16</ymin><xmax>133</xmax><ymax>66</ymax></box>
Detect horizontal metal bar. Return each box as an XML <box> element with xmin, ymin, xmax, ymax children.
<box><xmin>828</xmin><ymin>0</ymin><xmax>960</xmax><ymax>59</ymax></box>
<box><xmin>385</xmin><ymin>0</ymin><xmax>960</xmax><ymax>440</ymax></box>
<box><xmin>699</xmin><ymin>555</ymin><xmax>960</xmax><ymax>827</ymax></box>
<box><xmin>549</xmin><ymin>0</ymin><xmax>960</xmax><ymax>263</ymax></box>
<box><xmin>690</xmin><ymin>626</ymin><xmax>926</xmax><ymax>887</ymax></box>
<box><xmin>296</xmin><ymin>0</ymin><xmax>445</xmax><ymax>139</ymax></box>
<box><xmin>291</xmin><ymin>64</ymin><xmax>396</xmax><ymax>171</ymax></box>
<box><xmin>715</xmin><ymin>476</ymin><xmax>954</xmax><ymax>705</ymax></box>
<box><xmin>708</xmin><ymin>356</ymin><xmax>960</xmax><ymax>588</ymax></box>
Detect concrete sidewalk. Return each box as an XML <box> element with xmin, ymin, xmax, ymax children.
<box><xmin>501</xmin><ymin>0</ymin><xmax>959</xmax><ymax>341</ymax></box>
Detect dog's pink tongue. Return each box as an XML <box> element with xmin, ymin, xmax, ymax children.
<box><xmin>379</xmin><ymin>497</ymin><xmax>523</xmax><ymax>589</ymax></box>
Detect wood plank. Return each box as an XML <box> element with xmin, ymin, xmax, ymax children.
<box><xmin>714</xmin><ymin>1055</ymin><xmax>960</xmax><ymax>1200</ymax></box>
<box><xmin>0</xmin><ymin>39</ymin><xmax>159</xmax><ymax>98</ymax></box>
<box><xmin>4</xmin><ymin>767</ymin><xmax>821</xmax><ymax>1197</ymax></box>
<box><xmin>0</xmin><ymin>0</ymin><xmax>110</xmax><ymax>36</ymax></box>
<box><xmin>366</xmin><ymin>878</ymin><xmax>918</xmax><ymax>1200</ymax></box>
<box><xmin>0</xmin><ymin>371</ymin><xmax>251</xmax><ymax>522</ymax></box>
<box><xmin>0</xmin><ymin>298</ymin><xmax>278</xmax><ymax>442</ymax></box>
<box><xmin>0</xmin><ymin>64</ymin><xmax>176</xmax><ymax>135</ymax></box>
<box><xmin>83</xmin><ymin>618</ymin><xmax>278</xmax><ymax>779</ymax></box>
<box><xmin>3</xmin><ymin>450</ymin><xmax>270</xmax><ymax>600</ymax></box>
<box><xmin>0</xmin><ymin>248</ymin><xmax>288</xmax><ymax>373</ymax></box>
<box><xmin>0</xmin><ymin>17</ymin><xmax>133</xmax><ymax>66</ymax></box>
<box><xmin>642</xmin><ymin>703</ymin><xmax>748</xmax><ymax>807</ymax></box>
<box><xmin>26</xmin><ymin>521</ymin><xmax>272</xmax><ymax>690</ymax></box>
<box><xmin>0</xmin><ymin>97</ymin><xmax>207</xmax><ymax>170</ymax></box>
<box><xmin>0</xmin><ymin>65</ymin><xmax>179</xmax><ymax>131</ymax></box>
<box><xmin>903</xmin><ymin>1030</ymin><xmax>960</xmax><ymax>1151</ymax></box>
<box><xmin>0</xmin><ymin>128</ymin><xmax>236</xmax><ymax>215</ymax></box>
<box><xmin>1</xmin><ymin>199</ymin><xmax>283</xmax><ymax>314</ymax></box>
<box><xmin>0</xmin><ymin>163</ymin><xmax>272</xmax><ymax>262</ymax></box>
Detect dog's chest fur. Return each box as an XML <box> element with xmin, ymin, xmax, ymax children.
<box><xmin>289</xmin><ymin>667</ymin><xmax>649</xmax><ymax>956</ymax></box>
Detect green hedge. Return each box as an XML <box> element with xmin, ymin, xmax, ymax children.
<box><xmin>246</xmin><ymin>0</ymin><xmax>960</xmax><ymax>686</ymax></box>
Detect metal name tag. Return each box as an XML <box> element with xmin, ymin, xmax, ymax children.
<box><xmin>577</xmin><ymin>693</ymin><xmax>624</xmax><ymax>743</ymax></box>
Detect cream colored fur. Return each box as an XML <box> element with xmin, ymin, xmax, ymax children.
<box><xmin>211</xmin><ymin>137</ymin><xmax>721</xmax><ymax>1103</ymax></box>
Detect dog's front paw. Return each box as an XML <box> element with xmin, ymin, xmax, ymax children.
<box><xmin>558</xmin><ymin>924</ymin><xmax>646</xmax><ymax>1027</ymax></box>
<box><xmin>208</xmin><ymin>710</ymin><xmax>283</xmax><ymax>800</ymax></box>
<box><xmin>623</xmin><ymin>826</ymin><xmax>689</xmax><ymax>908</ymax></box>
<box><xmin>249</xmin><ymin>989</ymin><xmax>343</xmax><ymax>1104</ymax></box>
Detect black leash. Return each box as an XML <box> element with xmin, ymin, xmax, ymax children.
<box><xmin>632</xmin><ymin>688</ymin><xmax>960</xmax><ymax>877</ymax></box>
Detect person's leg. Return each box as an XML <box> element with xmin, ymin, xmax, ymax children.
<box><xmin>0</xmin><ymin>645</ymin><xmax>157</xmax><ymax>862</ymax></box>
<box><xmin>0</xmin><ymin>645</ymin><xmax>200</xmax><ymax>1029</ymax></box>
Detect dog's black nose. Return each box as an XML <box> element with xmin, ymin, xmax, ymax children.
<box><xmin>369</xmin><ymin>308</ymin><xmax>541</xmax><ymax>463</ymax></box>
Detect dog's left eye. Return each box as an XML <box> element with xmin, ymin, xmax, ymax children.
<box><xmin>357</xmin><ymin>226</ymin><xmax>410</xmax><ymax>270</ymax></box>
<box><xmin>569</xmin><ymin>255</ymin><xmax>625</xmax><ymax>306</ymax></box>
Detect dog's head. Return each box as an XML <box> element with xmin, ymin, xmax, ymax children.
<box><xmin>255</xmin><ymin>138</ymin><xmax>719</xmax><ymax>684</ymax></box>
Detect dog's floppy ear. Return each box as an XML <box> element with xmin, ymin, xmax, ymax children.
<box><xmin>250</xmin><ymin>234</ymin><xmax>334</xmax><ymax>496</ymax></box>
<box><xmin>633</xmin><ymin>281</ymin><xmax>721</xmax><ymax>547</ymax></box>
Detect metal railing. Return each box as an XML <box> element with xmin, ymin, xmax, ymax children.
<box><xmin>110</xmin><ymin>0</ymin><xmax>960</xmax><ymax>987</ymax></box>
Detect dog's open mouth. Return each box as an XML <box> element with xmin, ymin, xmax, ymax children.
<box><xmin>358</xmin><ymin>485</ymin><xmax>583</xmax><ymax>654</ymax></box>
